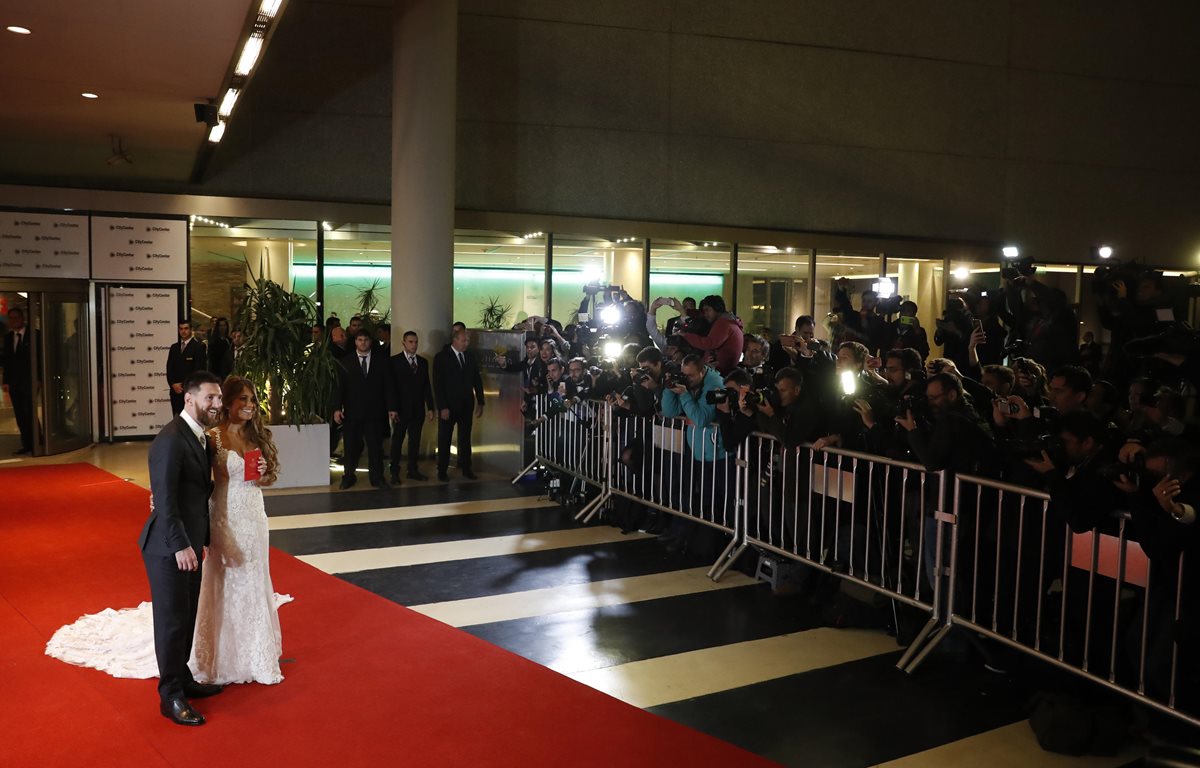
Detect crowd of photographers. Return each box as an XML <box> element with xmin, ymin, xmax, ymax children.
<box><xmin>511</xmin><ymin>261</ymin><xmax>1198</xmax><ymax>697</ymax></box>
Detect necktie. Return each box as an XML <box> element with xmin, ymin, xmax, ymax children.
<box><xmin>360</xmin><ymin>355</ymin><xmax>368</xmax><ymax>376</ymax></box>
<box><xmin>457</xmin><ymin>351</ymin><xmax>464</xmax><ymax>369</ymax></box>
<box><xmin>14</xmin><ymin>331</ymin><xmax>21</xmax><ymax>350</ymax></box>
<box><xmin>410</xmin><ymin>355</ymin><xmax>417</xmax><ymax>373</ymax></box>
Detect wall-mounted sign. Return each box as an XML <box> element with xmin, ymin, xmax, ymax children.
<box><xmin>91</xmin><ymin>216</ymin><xmax>187</xmax><ymax>282</ymax></box>
<box><xmin>107</xmin><ymin>285</ymin><xmax>178</xmax><ymax>437</ymax></box>
<box><xmin>0</xmin><ymin>212</ymin><xmax>89</xmax><ymax>279</ymax></box>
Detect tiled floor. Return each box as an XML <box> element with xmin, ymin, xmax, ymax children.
<box><xmin>17</xmin><ymin>443</ymin><xmax>1178</xmax><ymax>766</ymax></box>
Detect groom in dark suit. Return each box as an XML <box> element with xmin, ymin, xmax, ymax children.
<box><xmin>138</xmin><ymin>370</ymin><xmax>225</xmax><ymax>726</ymax></box>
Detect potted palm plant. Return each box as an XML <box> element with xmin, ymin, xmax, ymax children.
<box><xmin>233</xmin><ymin>258</ymin><xmax>340</xmax><ymax>488</ymax></box>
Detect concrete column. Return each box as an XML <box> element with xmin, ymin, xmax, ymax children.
<box><xmin>390</xmin><ymin>0</ymin><xmax>457</xmax><ymax>351</ymax></box>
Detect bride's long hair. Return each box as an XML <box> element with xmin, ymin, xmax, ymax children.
<box><xmin>220</xmin><ymin>376</ymin><xmax>279</xmax><ymax>486</ymax></box>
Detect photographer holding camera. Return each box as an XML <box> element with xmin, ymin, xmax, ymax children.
<box><xmin>812</xmin><ymin>342</ymin><xmax>889</xmax><ymax>453</ymax></box>
<box><xmin>896</xmin><ymin>372</ymin><xmax>995</xmax><ymax>475</ymax></box>
<box><xmin>853</xmin><ymin>348</ymin><xmax>925</xmax><ymax>459</ymax></box>
<box><xmin>934</xmin><ymin>296</ymin><xmax>975</xmax><ymax>374</ymax></box>
<box><xmin>739</xmin><ymin>334</ymin><xmax>775</xmax><ymax>388</ymax></box>
<box><xmin>676</xmin><ymin>295</ymin><xmax>745</xmax><ymax>375</ymax></box>
<box><xmin>659</xmin><ymin>353</ymin><xmax>731</xmax><ymax>552</ymax></box>
<box><xmin>609</xmin><ymin>346</ymin><xmax>668</xmax><ymax>418</ymax></box>
<box><xmin>1022</xmin><ymin>410</ymin><xmax>1120</xmax><ymax>533</ymax></box>
<box><xmin>882</xmin><ymin>300</ymin><xmax>931</xmax><ymax>361</ymax></box>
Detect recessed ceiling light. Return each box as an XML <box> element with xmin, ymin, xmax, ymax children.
<box><xmin>6</xmin><ymin>25</ymin><xmax>31</xmax><ymax>35</ymax></box>
<box><xmin>81</xmin><ymin>92</ymin><xmax>99</xmax><ymax>99</ymax></box>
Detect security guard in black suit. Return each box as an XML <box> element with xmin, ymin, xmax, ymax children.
<box><xmin>2</xmin><ymin>307</ymin><xmax>34</xmax><ymax>454</ymax></box>
<box><xmin>165</xmin><ymin>320</ymin><xmax>208</xmax><ymax>415</ymax></box>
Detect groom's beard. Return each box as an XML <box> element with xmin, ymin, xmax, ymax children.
<box><xmin>194</xmin><ymin>406</ymin><xmax>221</xmax><ymax>428</ymax></box>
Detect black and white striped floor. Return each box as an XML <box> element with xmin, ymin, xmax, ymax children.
<box><xmin>265</xmin><ymin>477</ymin><xmax>1145</xmax><ymax>767</ymax></box>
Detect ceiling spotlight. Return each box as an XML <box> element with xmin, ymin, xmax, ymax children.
<box><xmin>1096</xmin><ymin>245</ymin><xmax>1114</xmax><ymax>259</ymax></box>
<box><xmin>259</xmin><ymin>0</ymin><xmax>283</xmax><ymax>18</ymax></box>
<box><xmin>952</xmin><ymin>267</ymin><xmax>970</xmax><ymax>280</ymax></box>
<box><xmin>7</xmin><ymin>25</ymin><xmax>31</xmax><ymax>34</ymax></box>
<box><xmin>785</xmin><ymin>247</ymin><xmax>795</xmax><ymax>254</ymax></box>
<box><xmin>207</xmin><ymin>120</ymin><xmax>226</xmax><ymax>143</ymax></box>
<box><xmin>193</xmin><ymin>103</ymin><xmax>219</xmax><ymax>127</ymax></box>
<box><xmin>81</xmin><ymin>92</ymin><xmax>99</xmax><ymax>99</ymax></box>
<box><xmin>1001</xmin><ymin>245</ymin><xmax>1020</xmax><ymax>259</ymax></box>
<box><xmin>321</xmin><ymin>221</ymin><xmax>332</xmax><ymax>231</ymax></box>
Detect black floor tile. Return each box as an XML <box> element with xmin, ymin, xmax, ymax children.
<box><xmin>648</xmin><ymin>650</ymin><xmax>1030</xmax><ymax>768</ymax></box>
<box><xmin>270</xmin><ymin>505</ymin><xmax>582</xmax><ymax>556</ymax></box>
<box><xmin>338</xmin><ymin>538</ymin><xmax>709</xmax><ymax>605</ymax></box>
<box><xmin>464</xmin><ymin>584</ymin><xmax>822</xmax><ymax>673</ymax></box>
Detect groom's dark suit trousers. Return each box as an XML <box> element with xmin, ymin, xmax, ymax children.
<box><xmin>143</xmin><ymin>553</ymin><xmax>203</xmax><ymax>702</ymax></box>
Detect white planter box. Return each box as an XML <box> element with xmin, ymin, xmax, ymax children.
<box><xmin>269</xmin><ymin>423</ymin><xmax>330</xmax><ymax>489</ymax></box>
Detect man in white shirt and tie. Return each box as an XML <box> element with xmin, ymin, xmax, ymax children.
<box><xmin>388</xmin><ymin>331</ymin><xmax>436</xmax><ymax>484</ymax></box>
<box><xmin>432</xmin><ymin>328</ymin><xmax>485</xmax><ymax>482</ymax></box>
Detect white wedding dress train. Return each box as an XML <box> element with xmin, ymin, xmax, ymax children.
<box><xmin>46</xmin><ymin>447</ymin><xmax>291</xmax><ymax>684</ymax></box>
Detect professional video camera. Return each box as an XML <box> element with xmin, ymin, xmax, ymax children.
<box><xmin>576</xmin><ymin>283</ymin><xmax>639</xmax><ymax>350</ymax></box>
<box><xmin>1002</xmin><ymin>433</ymin><xmax>1062</xmax><ymax>462</ymax></box>
<box><xmin>1090</xmin><ymin>259</ymin><xmax>1148</xmax><ymax>298</ymax></box>
<box><xmin>1000</xmin><ymin>255</ymin><xmax>1038</xmax><ymax>282</ymax></box>
<box><xmin>876</xmin><ymin>294</ymin><xmax>904</xmax><ymax>316</ymax></box>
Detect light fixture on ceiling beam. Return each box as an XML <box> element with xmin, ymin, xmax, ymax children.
<box><xmin>217</xmin><ymin>88</ymin><xmax>239</xmax><ymax>118</ymax></box>
<box><xmin>234</xmin><ymin>34</ymin><xmax>264</xmax><ymax>77</ymax></box>
<box><xmin>208</xmin><ymin>120</ymin><xmax>226</xmax><ymax>144</ymax></box>
<box><xmin>81</xmin><ymin>92</ymin><xmax>99</xmax><ymax>99</ymax></box>
<box><xmin>5</xmin><ymin>25</ymin><xmax>31</xmax><ymax>34</ymax></box>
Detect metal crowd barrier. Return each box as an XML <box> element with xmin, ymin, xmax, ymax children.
<box><xmin>605</xmin><ymin>406</ymin><xmax>743</xmax><ymax>579</ymax></box>
<box><xmin>511</xmin><ymin>394</ymin><xmax>610</xmax><ymax>519</ymax></box>
<box><xmin>739</xmin><ymin>432</ymin><xmax>950</xmax><ymax>671</ymax></box>
<box><xmin>905</xmin><ymin>473</ymin><xmax>1198</xmax><ymax>728</ymax></box>
<box><xmin>513</xmin><ymin>399</ymin><xmax>1197</xmax><ymax>727</ymax></box>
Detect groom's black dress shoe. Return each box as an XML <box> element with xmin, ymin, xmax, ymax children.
<box><xmin>339</xmin><ymin>475</ymin><xmax>357</xmax><ymax>490</ymax></box>
<box><xmin>185</xmin><ymin>682</ymin><xmax>223</xmax><ymax>698</ymax></box>
<box><xmin>161</xmin><ymin>698</ymin><xmax>205</xmax><ymax>726</ymax></box>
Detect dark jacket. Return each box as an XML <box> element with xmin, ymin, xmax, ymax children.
<box><xmin>433</xmin><ymin>346</ymin><xmax>485</xmax><ymax>413</ymax></box>
<box><xmin>334</xmin><ymin>349</ymin><xmax>397</xmax><ymax>422</ymax></box>
<box><xmin>1</xmin><ymin>327</ymin><xmax>33</xmax><ymax>388</ymax></box>
<box><xmin>138</xmin><ymin>416</ymin><xmax>214</xmax><ymax>556</ymax></box>
<box><xmin>165</xmin><ymin>337</ymin><xmax>207</xmax><ymax>387</ymax></box>
<box><xmin>390</xmin><ymin>351</ymin><xmax>436</xmax><ymax>419</ymax></box>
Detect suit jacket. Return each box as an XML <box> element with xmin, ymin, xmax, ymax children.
<box><xmin>433</xmin><ymin>346</ymin><xmax>485</xmax><ymax>414</ymax></box>
<box><xmin>165</xmin><ymin>338</ymin><xmax>208</xmax><ymax>387</ymax></box>
<box><xmin>1</xmin><ymin>328</ymin><xmax>32</xmax><ymax>388</ymax></box>
<box><xmin>333</xmin><ymin>349</ymin><xmax>397</xmax><ymax>422</ymax></box>
<box><xmin>390</xmin><ymin>351</ymin><xmax>435</xmax><ymax>420</ymax></box>
<box><xmin>138</xmin><ymin>417</ymin><xmax>214</xmax><ymax>556</ymax></box>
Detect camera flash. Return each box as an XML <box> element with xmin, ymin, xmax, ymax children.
<box><xmin>603</xmin><ymin>341</ymin><xmax>623</xmax><ymax>359</ymax></box>
<box><xmin>840</xmin><ymin>370</ymin><xmax>857</xmax><ymax>397</ymax></box>
<box><xmin>1097</xmin><ymin>245</ymin><xmax>1113</xmax><ymax>259</ymax></box>
<box><xmin>1002</xmin><ymin>246</ymin><xmax>1020</xmax><ymax>259</ymax></box>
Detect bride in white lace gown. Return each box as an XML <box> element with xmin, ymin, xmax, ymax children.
<box><xmin>192</xmin><ymin>377</ymin><xmax>286</xmax><ymax>685</ymax></box>
<box><xmin>46</xmin><ymin>377</ymin><xmax>290</xmax><ymax>685</ymax></box>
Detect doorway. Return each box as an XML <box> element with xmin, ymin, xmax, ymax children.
<box><xmin>0</xmin><ymin>281</ymin><xmax>92</xmax><ymax>456</ymax></box>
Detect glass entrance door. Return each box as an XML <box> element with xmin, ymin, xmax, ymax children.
<box><xmin>30</xmin><ymin>291</ymin><xmax>91</xmax><ymax>454</ymax></box>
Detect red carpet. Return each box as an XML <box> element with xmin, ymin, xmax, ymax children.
<box><xmin>1</xmin><ymin>464</ymin><xmax>780</xmax><ymax>767</ymax></box>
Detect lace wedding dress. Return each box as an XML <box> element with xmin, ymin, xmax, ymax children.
<box><xmin>46</xmin><ymin>438</ymin><xmax>291</xmax><ymax>684</ymax></box>
<box><xmin>191</xmin><ymin>440</ymin><xmax>288</xmax><ymax>684</ymax></box>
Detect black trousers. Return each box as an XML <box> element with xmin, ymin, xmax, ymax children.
<box><xmin>437</xmin><ymin>409</ymin><xmax>473</xmax><ymax>474</ymax></box>
<box><xmin>343</xmin><ymin>416</ymin><xmax>386</xmax><ymax>482</ymax></box>
<box><xmin>390</xmin><ymin>414</ymin><xmax>425</xmax><ymax>472</ymax></box>
<box><xmin>9</xmin><ymin>382</ymin><xmax>32</xmax><ymax>450</ymax></box>
<box><xmin>143</xmin><ymin>551</ymin><xmax>202</xmax><ymax>702</ymax></box>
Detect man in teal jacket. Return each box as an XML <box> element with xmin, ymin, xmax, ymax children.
<box><xmin>660</xmin><ymin>354</ymin><xmax>732</xmax><ymax>551</ymax></box>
